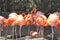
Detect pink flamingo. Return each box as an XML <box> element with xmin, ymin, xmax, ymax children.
<box><xmin>31</xmin><ymin>8</ymin><xmax>48</xmax><ymax>38</ymax></box>
<box><xmin>47</xmin><ymin>12</ymin><xmax>60</xmax><ymax>40</ymax></box>
<box><xmin>12</xmin><ymin>13</ymin><xmax>26</xmax><ymax>40</ymax></box>
<box><xmin>30</xmin><ymin>30</ymin><xmax>39</xmax><ymax>37</ymax></box>
<box><xmin>0</xmin><ymin>16</ymin><xmax>7</xmax><ymax>39</ymax></box>
<box><xmin>25</xmin><ymin>13</ymin><xmax>33</xmax><ymax>35</ymax></box>
<box><xmin>33</xmin><ymin>13</ymin><xmax>48</xmax><ymax>37</ymax></box>
<box><xmin>8</xmin><ymin>12</ymin><xmax>18</xmax><ymax>40</ymax></box>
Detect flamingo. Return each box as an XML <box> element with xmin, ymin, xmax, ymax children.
<box><xmin>0</xmin><ymin>16</ymin><xmax>7</xmax><ymax>39</ymax></box>
<box><xmin>31</xmin><ymin>8</ymin><xmax>41</xmax><ymax>37</ymax></box>
<box><xmin>0</xmin><ymin>16</ymin><xmax>7</xmax><ymax>29</ymax></box>
<box><xmin>30</xmin><ymin>8</ymin><xmax>40</xmax><ymax>36</ymax></box>
<box><xmin>7</xmin><ymin>12</ymin><xmax>18</xmax><ymax>40</ymax></box>
<box><xmin>8</xmin><ymin>12</ymin><xmax>18</xmax><ymax>25</ymax></box>
<box><xmin>12</xmin><ymin>13</ymin><xmax>26</xmax><ymax>40</ymax></box>
<box><xmin>30</xmin><ymin>30</ymin><xmax>39</xmax><ymax>37</ymax></box>
<box><xmin>47</xmin><ymin>12</ymin><xmax>60</xmax><ymax>40</ymax></box>
<box><xmin>55</xmin><ymin>13</ymin><xmax>60</xmax><ymax>38</ymax></box>
<box><xmin>24</xmin><ymin>13</ymin><xmax>33</xmax><ymax>35</ymax></box>
<box><xmin>31</xmin><ymin>8</ymin><xmax>48</xmax><ymax>38</ymax></box>
<box><xmin>33</xmin><ymin>13</ymin><xmax>48</xmax><ymax>37</ymax></box>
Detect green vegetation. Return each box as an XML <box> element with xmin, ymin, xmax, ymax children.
<box><xmin>0</xmin><ymin>0</ymin><xmax>60</xmax><ymax>16</ymax></box>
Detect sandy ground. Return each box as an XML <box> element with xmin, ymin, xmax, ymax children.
<box><xmin>0</xmin><ymin>36</ymin><xmax>47</xmax><ymax>40</ymax></box>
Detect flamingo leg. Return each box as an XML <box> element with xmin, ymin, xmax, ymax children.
<box><xmin>12</xmin><ymin>26</ymin><xmax>14</xmax><ymax>40</ymax></box>
<box><xmin>57</xmin><ymin>28</ymin><xmax>60</xmax><ymax>40</ymax></box>
<box><xmin>15</xmin><ymin>25</ymin><xmax>17</xmax><ymax>40</ymax></box>
<box><xmin>39</xmin><ymin>26</ymin><xmax>45</xmax><ymax>40</ymax></box>
<box><xmin>51</xmin><ymin>26</ymin><xmax>54</xmax><ymax>40</ymax></box>
<box><xmin>19</xmin><ymin>25</ymin><xmax>22</xmax><ymax>40</ymax></box>
<box><xmin>0</xmin><ymin>24</ymin><xmax>2</xmax><ymax>38</ymax></box>
<box><xmin>40</xmin><ymin>26</ymin><xmax>44</xmax><ymax>37</ymax></box>
<box><xmin>37</xmin><ymin>26</ymin><xmax>39</xmax><ymax>33</ymax></box>
<box><xmin>38</xmin><ymin>26</ymin><xmax>41</xmax><ymax>37</ymax></box>
<box><xmin>5</xmin><ymin>25</ymin><xmax>9</xmax><ymax>40</ymax></box>
<box><xmin>28</xmin><ymin>24</ymin><xmax>30</xmax><ymax>36</ymax></box>
<box><xmin>36</xmin><ymin>26</ymin><xmax>39</xmax><ymax>37</ymax></box>
<box><xmin>0</xmin><ymin>30</ymin><xmax>1</xmax><ymax>38</ymax></box>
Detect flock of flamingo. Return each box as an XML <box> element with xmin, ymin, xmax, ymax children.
<box><xmin>0</xmin><ymin>8</ymin><xmax>60</xmax><ymax>40</ymax></box>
